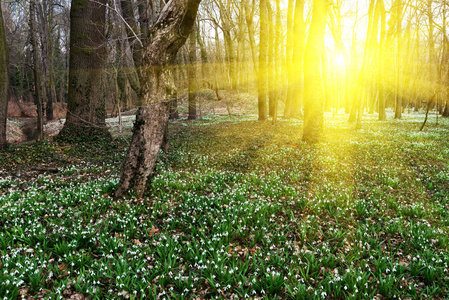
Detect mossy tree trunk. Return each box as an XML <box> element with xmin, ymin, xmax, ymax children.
<box><xmin>115</xmin><ymin>0</ymin><xmax>202</xmax><ymax>197</ymax></box>
<box><xmin>58</xmin><ymin>0</ymin><xmax>108</xmax><ymax>141</ymax></box>
<box><xmin>0</xmin><ymin>3</ymin><xmax>8</xmax><ymax>150</ymax></box>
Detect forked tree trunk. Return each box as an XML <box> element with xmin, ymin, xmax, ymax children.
<box><xmin>115</xmin><ymin>0</ymin><xmax>201</xmax><ymax>197</ymax></box>
<box><xmin>0</xmin><ymin>4</ymin><xmax>8</xmax><ymax>150</ymax></box>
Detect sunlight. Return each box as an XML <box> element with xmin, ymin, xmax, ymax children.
<box><xmin>334</xmin><ymin>53</ymin><xmax>346</xmax><ymax>68</ymax></box>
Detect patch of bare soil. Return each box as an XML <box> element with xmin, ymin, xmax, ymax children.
<box><xmin>6</xmin><ymin>118</ymin><xmax>64</xmax><ymax>144</ymax></box>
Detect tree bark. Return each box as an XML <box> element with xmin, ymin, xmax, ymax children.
<box><xmin>37</xmin><ymin>0</ymin><xmax>55</xmax><ymax>121</ymax></box>
<box><xmin>267</xmin><ymin>2</ymin><xmax>275</xmax><ymax>118</ymax></box>
<box><xmin>30</xmin><ymin>0</ymin><xmax>44</xmax><ymax>141</ymax></box>
<box><xmin>188</xmin><ymin>26</ymin><xmax>197</xmax><ymax>120</ymax></box>
<box><xmin>378</xmin><ymin>0</ymin><xmax>387</xmax><ymax>120</ymax></box>
<box><xmin>302</xmin><ymin>0</ymin><xmax>327</xmax><ymax>143</ymax></box>
<box><xmin>394</xmin><ymin>0</ymin><xmax>403</xmax><ymax>119</ymax></box>
<box><xmin>258</xmin><ymin>0</ymin><xmax>268</xmax><ymax>121</ymax></box>
<box><xmin>116</xmin><ymin>0</ymin><xmax>202</xmax><ymax>197</ymax></box>
<box><xmin>291</xmin><ymin>0</ymin><xmax>305</xmax><ymax>117</ymax></box>
<box><xmin>284</xmin><ymin>0</ymin><xmax>295</xmax><ymax>118</ymax></box>
<box><xmin>59</xmin><ymin>0</ymin><xmax>108</xmax><ymax>141</ymax></box>
<box><xmin>273</xmin><ymin>0</ymin><xmax>282</xmax><ymax>123</ymax></box>
<box><xmin>244</xmin><ymin>0</ymin><xmax>257</xmax><ymax>76</ymax></box>
<box><xmin>0</xmin><ymin>4</ymin><xmax>8</xmax><ymax>149</ymax></box>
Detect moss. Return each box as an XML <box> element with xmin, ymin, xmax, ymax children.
<box><xmin>72</xmin><ymin>47</ymin><xmax>93</xmax><ymax>56</ymax></box>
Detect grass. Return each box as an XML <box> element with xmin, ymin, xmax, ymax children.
<box><xmin>1</xmin><ymin>111</ymin><xmax>449</xmax><ymax>299</ymax></box>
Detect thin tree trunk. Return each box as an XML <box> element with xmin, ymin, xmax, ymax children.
<box><xmin>378</xmin><ymin>0</ymin><xmax>386</xmax><ymax>120</ymax></box>
<box><xmin>258</xmin><ymin>0</ymin><xmax>268</xmax><ymax>121</ymax></box>
<box><xmin>394</xmin><ymin>0</ymin><xmax>403</xmax><ymax>119</ymax></box>
<box><xmin>245</xmin><ymin>0</ymin><xmax>257</xmax><ymax>76</ymax></box>
<box><xmin>0</xmin><ymin>4</ymin><xmax>8</xmax><ymax>149</ymax></box>
<box><xmin>30</xmin><ymin>0</ymin><xmax>43</xmax><ymax>141</ymax></box>
<box><xmin>267</xmin><ymin>2</ymin><xmax>275</xmax><ymax>118</ymax></box>
<box><xmin>273</xmin><ymin>0</ymin><xmax>282</xmax><ymax>124</ymax></box>
<box><xmin>188</xmin><ymin>27</ymin><xmax>197</xmax><ymax>120</ymax></box>
<box><xmin>37</xmin><ymin>0</ymin><xmax>55</xmax><ymax>121</ymax></box>
<box><xmin>291</xmin><ymin>0</ymin><xmax>305</xmax><ymax>117</ymax></box>
<box><xmin>284</xmin><ymin>0</ymin><xmax>295</xmax><ymax>118</ymax></box>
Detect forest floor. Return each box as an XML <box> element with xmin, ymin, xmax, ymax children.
<box><xmin>1</xmin><ymin>110</ymin><xmax>449</xmax><ymax>299</ymax></box>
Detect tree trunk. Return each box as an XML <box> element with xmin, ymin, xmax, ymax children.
<box><xmin>245</xmin><ymin>0</ymin><xmax>257</xmax><ymax>76</ymax></box>
<box><xmin>258</xmin><ymin>0</ymin><xmax>268</xmax><ymax>121</ymax></box>
<box><xmin>378</xmin><ymin>0</ymin><xmax>387</xmax><ymax>120</ymax></box>
<box><xmin>188</xmin><ymin>26</ymin><xmax>197</xmax><ymax>120</ymax></box>
<box><xmin>116</xmin><ymin>101</ymin><xmax>170</xmax><ymax>196</ymax></box>
<box><xmin>273</xmin><ymin>0</ymin><xmax>282</xmax><ymax>123</ymax></box>
<box><xmin>196</xmin><ymin>22</ymin><xmax>208</xmax><ymax>82</ymax></box>
<box><xmin>120</xmin><ymin>0</ymin><xmax>143</xmax><ymax>95</ymax></box>
<box><xmin>116</xmin><ymin>0</ymin><xmax>202</xmax><ymax>197</ymax></box>
<box><xmin>37</xmin><ymin>0</ymin><xmax>55</xmax><ymax>121</ymax></box>
<box><xmin>284</xmin><ymin>0</ymin><xmax>295</xmax><ymax>118</ymax></box>
<box><xmin>217</xmin><ymin>1</ymin><xmax>237</xmax><ymax>90</ymax></box>
<box><xmin>59</xmin><ymin>0</ymin><xmax>108</xmax><ymax>141</ymax></box>
<box><xmin>30</xmin><ymin>0</ymin><xmax>44</xmax><ymax>141</ymax></box>
<box><xmin>302</xmin><ymin>0</ymin><xmax>327</xmax><ymax>143</ymax></box>
<box><xmin>0</xmin><ymin>4</ymin><xmax>8</xmax><ymax>149</ymax></box>
<box><xmin>394</xmin><ymin>0</ymin><xmax>403</xmax><ymax>119</ymax></box>
<box><xmin>291</xmin><ymin>0</ymin><xmax>305</xmax><ymax>117</ymax></box>
<box><xmin>267</xmin><ymin>2</ymin><xmax>275</xmax><ymax>118</ymax></box>
<box><xmin>356</xmin><ymin>0</ymin><xmax>377</xmax><ymax>129</ymax></box>
<box><xmin>236</xmin><ymin>7</ymin><xmax>245</xmax><ymax>90</ymax></box>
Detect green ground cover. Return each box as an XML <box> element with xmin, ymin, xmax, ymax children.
<box><xmin>1</xmin><ymin>112</ymin><xmax>449</xmax><ymax>299</ymax></box>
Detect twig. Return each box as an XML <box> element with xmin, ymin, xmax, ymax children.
<box><xmin>419</xmin><ymin>93</ymin><xmax>437</xmax><ymax>132</ymax></box>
